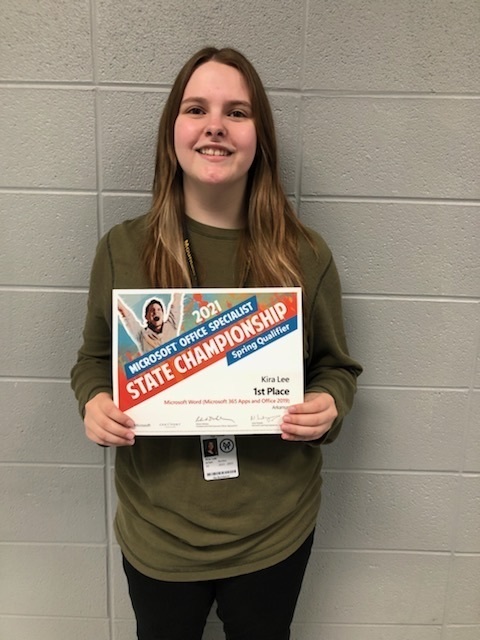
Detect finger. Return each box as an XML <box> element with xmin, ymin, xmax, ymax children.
<box><xmin>281</xmin><ymin>417</ymin><xmax>333</xmax><ymax>441</ymax></box>
<box><xmin>89</xmin><ymin>433</ymin><xmax>135</xmax><ymax>447</ymax></box>
<box><xmin>281</xmin><ymin>420</ymin><xmax>332</xmax><ymax>441</ymax></box>
<box><xmin>85</xmin><ymin>415</ymin><xmax>136</xmax><ymax>444</ymax></box>
<box><xmin>87</xmin><ymin>395</ymin><xmax>135</xmax><ymax>429</ymax></box>
<box><xmin>86</xmin><ymin>423</ymin><xmax>135</xmax><ymax>447</ymax></box>
<box><xmin>280</xmin><ymin>424</ymin><xmax>330</xmax><ymax>442</ymax></box>
<box><xmin>283</xmin><ymin>410</ymin><xmax>330</xmax><ymax>427</ymax></box>
<box><xmin>288</xmin><ymin>398</ymin><xmax>329</xmax><ymax>415</ymax></box>
<box><xmin>104</xmin><ymin>403</ymin><xmax>135</xmax><ymax>428</ymax></box>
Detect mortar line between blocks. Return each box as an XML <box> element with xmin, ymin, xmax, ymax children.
<box><xmin>441</xmin><ymin>314</ymin><xmax>480</xmax><ymax>639</ymax></box>
<box><xmin>88</xmin><ymin>1</ymin><xmax>114</xmax><ymax>638</ymax></box>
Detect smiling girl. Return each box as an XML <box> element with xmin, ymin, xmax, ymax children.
<box><xmin>71</xmin><ymin>47</ymin><xmax>362</xmax><ymax>640</ymax></box>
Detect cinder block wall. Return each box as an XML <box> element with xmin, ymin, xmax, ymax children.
<box><xmin>1</xmin><ymin>1</ymin><xmax>479</xmax><ymax>639</ymax></box>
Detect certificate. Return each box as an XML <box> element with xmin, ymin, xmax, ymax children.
<box><xmin>112</xmin><ymin>288</ymin><xmax>304</xmax><ymax>435</ymax></box>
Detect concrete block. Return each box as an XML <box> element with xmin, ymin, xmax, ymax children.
<box><xmin>445</xmin><ymin>555</ymin><xmax>480</xmax><ymax>623</ymax></box>
<box><xmin>203</xmin><ymin>623</ymin><xmax>224</xmax><ymax>640</ymax></box>
<box><xmin>0</xmin><ymin>1</ymin><xmax>92</xmax><ymax>82</ymax></box>
<box><xmin>0</xmin><ymin>616</ymin><xmax>109</xmax><ymax>640</ymax></box>
<box><xmin>290</xmin><ymin>624</ymin><xmax>442</xmax><ymax>640</ymax></box>
<box><xmin>207</xmin><ymin>610</ymin><xmax>221</xmax><ymax>624</ymax></box>
<box><xmin>112</xmin><ymin>545</ymin><xmax>134</xmax><ymax>619</ymax></box>
<box><xmin>1</xmin><ymin>290</ymin><xmax>87</xmax><ymax>378</ymax></box>
<box><xmin>102</xmin><ymin>194</ymin><xmax>151</xmax><ymax>235</ymax></box>
<box><xmin>475</xmin><ymin>352</ymin><xmax>480</xmax><ymax>388</ymax></box>
<box><xmin>342</xmin><ymin>299</ymin><xmax>478</xmax><ymax>387</ymax></box>
<box><xmin>100</xmin><ymin>91</ymin><xmax>167</xmax><ymax>191</ymax></box>
<box><xmin>0</xmin><ymin>465</ymin><xmax>106</xmax><ymax>543</ymax></box>
<box><xmin>296</xmin><ymin>550</ymin><xmax>449</xmax><ymax>623</ymax></box>
<box><xmin>444</xmin><ymin>627</ymin><xmax>480</xmax><ymax>640</ymax></box>
<box><xmin>316</xmin><ymin>472</ymin><xmax>457</xmax><ymax>551</ymax></box>
<box><xmin>114</xmin><ymin>620</ymin><xmax>137</xmax><ymax>640</ymax></box>
<box><xmin>269</xmin><ymin>93</ymin><xmax>300</xmax><ymax>194</ymax></box>
<box><xmin>0</xmin><ymin>89</ymin><xmax>96</xmax><ymax>189</ymax></box>
<box><xmin>455</xmin><ymin>477</ymin><xmax>480</xmax><ymax>553</ymax></box>
<box><xmin>304</xmin><ymin>0</ymin><xmax>480</xmax><ymax>92</ymax></box>
<box><xmin>0</xmin><ymin>544</ymin><xmax>107</xmax><ymax>616</ymax></box>
<box><xmin>300</xmin><ymin>201</ymin><xmax>480</xmax><ymax>297</ymax></box>
<box><xmin>96</xmin><ymin>0</ymin><xmax>303</xmax><ymax>87</ymax></box>
<box><xmin>109</xmin><ymin>462</ymin><xmax>118</xmax><ymax>524</ymax></box>
<box><xmin>464</xmin><ymin>391</ymin><xmax>480</xmax><ymax>473</ymax></box>
<box><xmin>0</xmin><ymin>380</ymin><xmax>103</xmax><ymax>464</ymax></box>
<box><xmin>0</xmin><ymin>193</ymin><xmax>97</xmax><ymax>287</ymax></box>
<box><xmin>322</xmin><ymin>389</ymin><xmax>468</xmax><ymax>472</ymax></box>
<box><xmin>301</xmin><ymin>97</ymin><xmax>480</xmax><ymax>198</ymax></box>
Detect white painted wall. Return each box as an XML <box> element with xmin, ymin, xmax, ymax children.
<box><xmin>1</xmin><ymin>1</ymin><xmax>479</xmax><ymax>639</ymax></box>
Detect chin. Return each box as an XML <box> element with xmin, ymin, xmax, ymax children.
<box><xmin>202</xmin><ymin>173</ymin><xmax>241</xmax><ymax>187</ymax></box>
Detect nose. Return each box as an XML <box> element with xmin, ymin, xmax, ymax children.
<box><xmin>205</xmin><ymin>125</ymin><xmax>225</xmax><ymax>137</ymax></box>
<box><xmin>205</xmin><ymin>115</ymin><xmax>225</xmax><ymax>137</ymax></box>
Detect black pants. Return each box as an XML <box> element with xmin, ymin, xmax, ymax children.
<box><xmin>123</xmin><ymin>530</ymin><xmax>314</xmax><ymax>640</ymax></box>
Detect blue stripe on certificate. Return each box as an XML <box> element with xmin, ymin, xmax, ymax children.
<box><xmin>226</xmin><ymin>317</ymin><xmax>298</xmax><ymax>366</ymax></box>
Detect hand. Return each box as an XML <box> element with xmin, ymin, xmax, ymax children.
<box><xmin>281</xmin><ymin>392</ymin><xmax>338</xmax><ymax>442</ymax></box>
<box><xmin>84</xmin><ymin>392</ymin><xmax>136</xmax><ymax>447</ymax></box>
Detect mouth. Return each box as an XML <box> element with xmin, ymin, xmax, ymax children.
<box><xmin>196</xmin><ymin>146</ymin><xmax>232</xmax><ymax>157</ymax></box>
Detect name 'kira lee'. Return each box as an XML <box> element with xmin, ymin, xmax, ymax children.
<box><xmin>261</xmin><ymin>376</ymin><xmax>290</xmax><ymax>383</ymax></box>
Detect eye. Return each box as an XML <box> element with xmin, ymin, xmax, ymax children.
<box><xmin>185</xmin><ymin>106</ymin><xmax>205</xmax><ymax>115</ymax></box>
<box><xmin>229</xmin><ymin>109</ymin><xmax>247</xmax><ymax>118</ymax></box>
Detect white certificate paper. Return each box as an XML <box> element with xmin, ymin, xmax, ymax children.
<box><xmin>112</xmin><ymin>288</ymin><xmax>304</xmax><ymax>435</ymax></box>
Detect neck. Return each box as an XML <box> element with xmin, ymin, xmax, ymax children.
<box><xmin>147</xmin><ymin>323</ymin><xmax>163</xmax><ymax>334</ymax></box>
<box><xmin>183</xmin><ymin>179</ymin><xmax>247</xmax><ymax>229</ymax></box>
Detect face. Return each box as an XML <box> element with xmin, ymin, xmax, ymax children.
<box><xmin>145</xmin><ymin>303</ymin><xmax>164</xmax><ymax>331</ymax></box>
<box><xmin>174</xmin><ymin>61</ymin><xmax>257</xmax><ymax>191</ymax></box>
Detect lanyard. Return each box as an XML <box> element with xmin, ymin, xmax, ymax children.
<box><xmin>183</xmin><ymin>236</ymin><xmax>251</xmax><ymax>288</ymax></box>
<box><xmin>184</xmin><ymin>238</ymin><xmax>198</xmax><ymax>287</ymax></box>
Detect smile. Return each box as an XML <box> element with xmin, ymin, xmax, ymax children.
<box><xmin>197</xmin><ymin>147</ymin><xmax>232</xmax><ymax>156</ymax></box>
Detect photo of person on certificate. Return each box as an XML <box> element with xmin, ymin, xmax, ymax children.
<box><xmin>117</xmin><ymin>292</ymin><xmax>183</xmax><ymax>354</ymax></box>
<box><xmin>71</xmin><ymin>47</ymin><xmax>362</xmax><ymax>640</ymax></box>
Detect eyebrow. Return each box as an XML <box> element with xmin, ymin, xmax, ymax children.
<box><xmin>181</xmin><ymin>97</ymin><xmax>252</xmax><ymax>109</ymax></box>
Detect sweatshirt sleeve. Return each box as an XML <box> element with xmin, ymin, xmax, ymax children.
<box><xmin>70</xmin><ymin>232</ymin><xmax>114</xmax><ymax>417</ymax></box>
<box><xmin>304</xmin><ymin>250</ymin><xmax>362</xmax><ymax>444</ymax></box>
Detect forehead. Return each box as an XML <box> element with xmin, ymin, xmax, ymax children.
<box><xmin>183</xmin><ymin>61</ymin><xmax>250</xmax><ymax>101</ymax></box>
<box><xmin>148</xmin><ymin>303</ymin><xmax>162</xmax><ymax>312</ymax></box>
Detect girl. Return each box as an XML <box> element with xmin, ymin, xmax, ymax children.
<box><xmin>71</xmin><ymin>47</ymin><xmax>362</xmax><ymax>640</ymax></box>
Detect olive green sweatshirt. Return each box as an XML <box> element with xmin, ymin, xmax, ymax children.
<box><xmin>71</xmin><ymin>215</ymin><xmax>362</xmax><ymax>581</ymax></box>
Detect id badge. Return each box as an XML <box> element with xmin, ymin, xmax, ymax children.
<box><xmin>200</xmin><ymin>435</ymin><xmax>239</xmax><ymax>481</ymax></box>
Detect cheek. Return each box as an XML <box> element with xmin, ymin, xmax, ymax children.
<box><xmin>174</xmin><ymin>118</ymin><xmax>196</xmax><ymax>150</ymax></box>
<box><xmin>173</xmin><ymin>120</ymin><xmax>184</xmax><ymax>155</ymax></box>
<box><xmin>173</xmin><ymin>121</ymin><xmax>187</xmax><ymax>163</ymax></box>
<box><xmin>239</xmin><ymin>127</ymin><xmax>257</xmax><ymax>163</ymax></box>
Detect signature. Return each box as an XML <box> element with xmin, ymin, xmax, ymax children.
<box><xmin>195</xmin><ymin>415</ymin><xmax>236</xmax><ymax>424</ymax></box>
<box><xmin>250</xmin><ymin>414</ymin><xmax>280</xmax><ymax>423</ymax></box>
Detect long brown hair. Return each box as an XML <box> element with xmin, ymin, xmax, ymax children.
<box><xmin>143</xmin><ymin>47</ymin><xmax>314</xmax><ymax>288</ymax></box>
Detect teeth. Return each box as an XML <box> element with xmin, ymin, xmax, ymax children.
<box><xmin>198</xmin><ymin>148</ymin><xmax>230</xmax><ymax>156</ymax></box>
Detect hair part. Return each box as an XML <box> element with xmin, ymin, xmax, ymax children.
<box><xmin>143</xmin><ymin>46</ymin><xmax>315</xmax><ymax>289</ymax></box>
